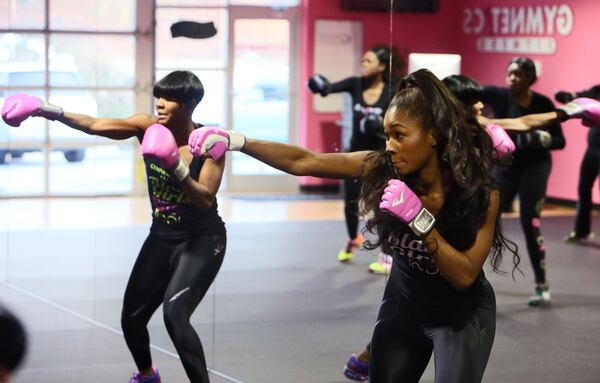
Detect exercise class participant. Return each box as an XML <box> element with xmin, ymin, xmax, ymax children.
<box><xmin>1</xmin><ymin>71</ymin><xmax>227</xmax><ymax>383</ymax></box>
<box><xmin>308</xmin><ymin>45</ymin><xmax>397</xmax><ymax>273</ymax></box>
<box><xmin>189</xmin><ymin>69</ymin><xmax>521</xmax><ymax>383</ymax></box>
<box><xmin>0</xmin><ymin>304</ymin><xmax>27</xmax><ymax>383</ymax></box>
<box><xmin>481</xmin><ymin>57</ymin><xmax>566</xmax><ymax>306</ymax></box>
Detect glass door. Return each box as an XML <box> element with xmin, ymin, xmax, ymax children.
<box><xmin>226</xmin><ymin>6</ymin><xmax>299</xmax><ymax>192</ymax></box>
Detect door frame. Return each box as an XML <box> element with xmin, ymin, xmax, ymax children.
<box><xmin>225</xmin><ymin>5</ymin><xmax>300</xmax><ymax>193</ymax></box>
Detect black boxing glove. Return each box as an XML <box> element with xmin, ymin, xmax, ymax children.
<box><xmin>359</xmin><ymin>113</ymin><xmax>384</xmax><ymax>137</ymax></box>
<box><xmin>554</xmin><ymin>90</ymin><xmax>576</xmax><ymax>104</ymax></box>
<box><xmin>515</xmin><ymin>130</ymin><xmax>552</xmax><ymax>151</ymax></box>
<box><xmin>307</xmin><ymin>74</ymin><xmax>331</xmax><ymax>96</ymax></box>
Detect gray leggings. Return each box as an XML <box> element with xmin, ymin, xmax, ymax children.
<box><xmin>370</xmin><ymin>281</ymin><xmax>496</xmax><ymax>383</ymax></box>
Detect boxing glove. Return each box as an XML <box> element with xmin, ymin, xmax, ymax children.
<box><xmin>515</xmin><ymin>130</ymin><xmax>552</xmax><ymax>151</ymax></box>
<box><xmin>1</xmin><ymin>93</ymin><xmax>63</xmax><ymax>127</ymax></box>
<box><xmin>307</xmin><ymin>74</ymin><xmax>331</xmax><ymax>97</ymax></box>
<box><xmin>380</xmin><ymin>179</ymin><xmax>435</xmax><ymax>236</ymax></box>
<box><xmin>556</xmin><ymin>97</ymin><xmax>600</xmax><ymax>127</ymax></box>
<box><xmin>485</xmin><ymin>124</ymin><xmax>515</xmax><ymax>157</ymax></box>
<box><xmin>188</xmin><ymin>126</ymin><xmax>246</xmax><ymax>160</ymax></box>
<box><xmin>141</xmin><ymin>123</ymin><xmax>189</xmax><ymax>182</ymax></box>
<box><xmin>359</xmin><ymin>112</ymin><xmax>384</xmax><ymax>137</ymax></box>
<box><xmin>554</xmin><ymin>91</ymin><xmax>575</xmax><ymax>104</ymax></box>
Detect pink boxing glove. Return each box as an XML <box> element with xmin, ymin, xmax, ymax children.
<box><xmin>188</xmin><ymin>126</ymin><xmax>246</xmax><ymax>160</ymax></box>
<box><xmin>380</xmin><ymin>179</ymin><xmax>436</xmax><ymax>236</ymax></box>
<box><xmin>141</xmin><ymin>123</ymin><xmax>189</xmax><ymax>182</ymax></box>
<box><xmin>1</xmin><ymin>93</ymin><xmax>63</xmax><ymax>127</ymax></box>
<box><xmin>557</xmin><ymin>97</ymin><xmax>600</xmax><ymax>127</ymax></box>
<box><xmin>485</xmin><ymin>124</ymin><xmax>515</xmax><ymax>157</ymax></box>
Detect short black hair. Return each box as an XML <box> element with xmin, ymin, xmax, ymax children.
<box><xmin>0</xmin><ymin>305</ymin><xmax>27</xmax><ymax>372</ymax></box>
<box><xmin>153</xmin><ymin>71</ymin><xmax>204</xmax><ymax>105</ymax></box>
<box><xmin>369</xmin><ymin>45</ymin><xmax>401</xmax><ymax>83</ymax></box>
<box><xmin>442</xmin><ymin>74</ymin><xmax>483</xmax><ymax>107</ymax></box>
<box><xmin>508</xmin><ymin>56</ymin><xmax>537</xmax><ymax>85</ymax></box>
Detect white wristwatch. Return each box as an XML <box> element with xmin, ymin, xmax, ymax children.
<box><xmin>408</xmin><ymin>208</ymin><xmax>436</xmax><ymax>237</ymax></box>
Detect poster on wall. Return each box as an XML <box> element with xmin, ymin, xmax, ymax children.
<box><xmin>462</xmin><ymin>4</ymin><xmax>573</xmax><ymax>55</ymax></box>
<box><xmin>313</xmin><ymin>20</ymin><xmax>362</xmax><ymax>112</ymax></box>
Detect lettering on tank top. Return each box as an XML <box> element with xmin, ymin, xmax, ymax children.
<box><xmin>390</xmin><ymin>232</ymin><xmax>440</xmax><ymax>275</ymax></box>
<box><xmin>353</xmin><ymin>104</ymin><xmax>384</xmax><ymax>117</ymax></box>
<box><xmin>147</xmin><ymin>165</ymin><xmax>190</xmax><ymax>225</ymax></box>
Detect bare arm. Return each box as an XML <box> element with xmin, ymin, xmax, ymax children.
<box><xmin>179</xmin><ymin>153</ymin><xmax>225</xmax><ymax>210</ymax></box>
<box><xmin>478</xmin><ymin>112</ymin><xmax>560</xmax><ymax>131</ymax></box>
<box><xmin>241</xmin><ymin>139</ymin><xmax>369</xmax><ymax>179</ymax></box>
<box><xmin>57</xmin><ymin>113</ymin><xmax>154</xmax><ymax>141</ymax></box>
<box><xmin>424</xmin><ymin>190</ymin><xmax>500</xmax><ymax>291</ymax></box>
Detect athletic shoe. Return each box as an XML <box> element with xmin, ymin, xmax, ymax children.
<box><xmin>564</xmin><ymin>231</ymin><xmax>595</xmax><ymax>243</ymax></box>
<box><xmin>337</xmin><ymin>234</ymin><xmax>365</xmax><ymax>262</ymax></box>
<box><xmin>368</xmin><ymin>253</ymin><xmax>392</xmax><ymax>275</ymax></box>
<box><xmin>343</xmin><ymin>354</ymin><xmax>369</xmax><ymax>381</ymax></box>
<box><xmin>129</xmin><ymin>368</ymin><xmax>161</xmax><ymax>383</ymax></box>
<box><xmin>528</xmin><ymin>284</ymin><xmax>551</xmax><ymax>307</ymax></box>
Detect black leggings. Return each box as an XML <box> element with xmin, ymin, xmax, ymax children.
<box><xmin>370</xmin><ymin>283</ymin><xmax>496</xmax><ymax>383</ymax></box>
<box><xmin>494</xmin><ymin>155</ymin><xmax>551</xmax><ymax>284</ymax></box>
<box><xmin>121</xmin><ymin>231</ymin><xmax>226</xmax><ymax>383</ymax></box>
<box><xmin>574</xmin><ymin>146</ymin><xmax>600</xmax><ymax>236</ymax></box>
<box><xmin>344</xmin><ymin>178</ymin><xmax>362</xmax><ymax>240</ymax></box>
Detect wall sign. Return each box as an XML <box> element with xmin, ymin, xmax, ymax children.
<box><xmin>463</xmin><ymin>4</ymin><xmax>573</xmax><ymax>54</ymax></box>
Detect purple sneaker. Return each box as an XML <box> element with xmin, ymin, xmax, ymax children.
<box><xmin>129</xmin><ymin>367</ymin><xmax>161</xmax><ymax>383</ymax></box>
<box><xmin>343</xmin><ymin>354</ymin><xmax>369</xmax><ymax>381</ymax></box>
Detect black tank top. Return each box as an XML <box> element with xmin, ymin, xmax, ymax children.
<box><xmin>145</xmin><ymin>155</ymin><xmax>225</xmax><ymax>237</ymax></box>
<box><xmin>388</xmin><ymin>189</ymin><xmax>492</xmax><ymax>326</ymax></box>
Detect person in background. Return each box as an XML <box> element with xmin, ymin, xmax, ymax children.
<box><xmin>481</xmin><ymin>57</ymin><xmax>566</xmax><ymax>306</ymax></box>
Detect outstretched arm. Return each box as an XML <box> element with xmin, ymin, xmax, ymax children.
<box><xmin>478</xmin><ymin>112</ymin><xmax>560</xmax><ymax>132</ymax></box>
<box><xmin>187</xmin><ymin>127</ymin><xmax>370</xmax><ymax>179</ymax></box>
<box><xmin>241</xmin><ymin>139</ymin><xmax>369</xmax><ymax>179</ymax></box>
<box><xmin>58</xmin><ymin>112</ymin><xmax>153</xmax><ymax>141</ymax></box>
<box><xmin>1</xmin><ymin>93</ymin><xmax>151</xmax><ymax>141</ymax></box>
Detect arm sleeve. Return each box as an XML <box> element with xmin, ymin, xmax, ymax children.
<box><xmin>328</xmin><ymin>77</ymin><xmax>359</xmax><ymax>95</ymax></box>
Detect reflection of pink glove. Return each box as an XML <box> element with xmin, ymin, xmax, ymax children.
<box><xmin>188</xmin><ymin>126</ymin><xmax>246</xmax><ymax>160</ymax></box>
<box><xmin>557</xmin><ymin>97</ymin><xmax>600</xmax><ymax>127</ymax></box>
<box><xmin>141</xmin><ymin>123</ymin><xmax>189</xmax><ymax>182</ymax></box>
<box><xmin>485</xmin><ymin>124</ymin><xmax>515</xmax><ymax>157</ymax></box>
<box><xmin>380</xmin><ymin>179</ymin><xmax>436</xmax><ymax>236</ymax></box>
<box><xmin>1</xmin><ymin>93</ymin><xmax>63</xmax><ymax>127</ymax></box>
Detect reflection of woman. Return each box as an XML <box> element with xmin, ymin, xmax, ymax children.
<box><xmin>1</xmin><ymin>71</ymin><xmax>227</xmax><ymax>383</ymax></box>
<box><xmin>307</xmin><ymin>46</ymin><xmax>396</xmax><ymax>272</ymax></box>
<box><xmin>190</xmin><ymin>69</ymin><xmax>520</xmax><ymax>383</ymax></box>
<box><xmin>481</xmin><ymin>57</ymin><xmax>566</xmax><ymax>306</ymax></box>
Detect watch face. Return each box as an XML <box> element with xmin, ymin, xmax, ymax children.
<box><xmin>413</xmin><ymin>209</ymin><xmax>435</xmax><ymax>233</ymax></box>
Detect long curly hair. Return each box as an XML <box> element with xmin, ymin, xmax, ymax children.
<box><xmin>360</xmin><ymin>69</ymin><xmax>519</xmax><ymax>274</ymax></box>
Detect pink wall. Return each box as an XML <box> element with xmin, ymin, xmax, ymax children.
<box><xmin>300</xmin><ymin>0</ymin><xmax>599</xmax><ymax>203</ymax></box>
<box><xmin>458</xmin><ymin>0</ymin><xmax>600</xmax><ymax>203</ymax></box>
<box><xmin>299</xmin><ymin>0</ymin><xmax>461</xmax><ymax>186</ymax></box>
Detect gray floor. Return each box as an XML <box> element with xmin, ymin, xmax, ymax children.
<box><xmin>1</xmin><ymin>215</ymin><xmax>600</xmax><ymax>382</ymax></box>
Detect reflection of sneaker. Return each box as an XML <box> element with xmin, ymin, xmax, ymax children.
<box><xmin>368</xmin><ymin>253</ymin><xmax>392</xmax><ymax>274</ymax></box>
<box><xmin>528</xmin><ymin>284</ymin><xmax>551</xmax><ymax>307</ymax></box>
<box><xmin>129</xmin><ymin>368</ymin><xmax>161</xmax><ymax>383</ymax></box>
<box><xmin>564</xmin><ymin>231</ymin><xmax>595</xmax><ymax>243</ymax></box>
<box><xmin>343</xmin><ymin>354</ymin><xmax>369</xmax><ymax>381</ymax></box>
<box><xmin>337</xmin><ymin>234</ymin><xmax>365</xmax><ymax>262</ymax></box>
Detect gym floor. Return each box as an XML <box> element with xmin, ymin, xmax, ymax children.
<box><xmin>1</xmin><ymin>195</ymin><xmax>599</xmax><ymax>382</ymax></box>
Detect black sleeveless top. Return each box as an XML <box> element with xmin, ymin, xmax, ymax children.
<box><xmin>388</xmin><ymin>188</ymin><xmax>493</xmax><ymax>327</ymax></box>
<box><xmin>144</xmin><ymin>155</ymin><xmax>225</xmax><ymax>238</ymax></box>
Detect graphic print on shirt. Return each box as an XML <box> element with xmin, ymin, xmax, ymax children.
<box><xmin>147</xmin><ymin>161</ymin><xmax>190</xmax><ymax>225</ymax></box>
<box><xmin>390</xmin><ymin>232</ymin><xmax>440</xmax><ymax>275</ymax></box>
